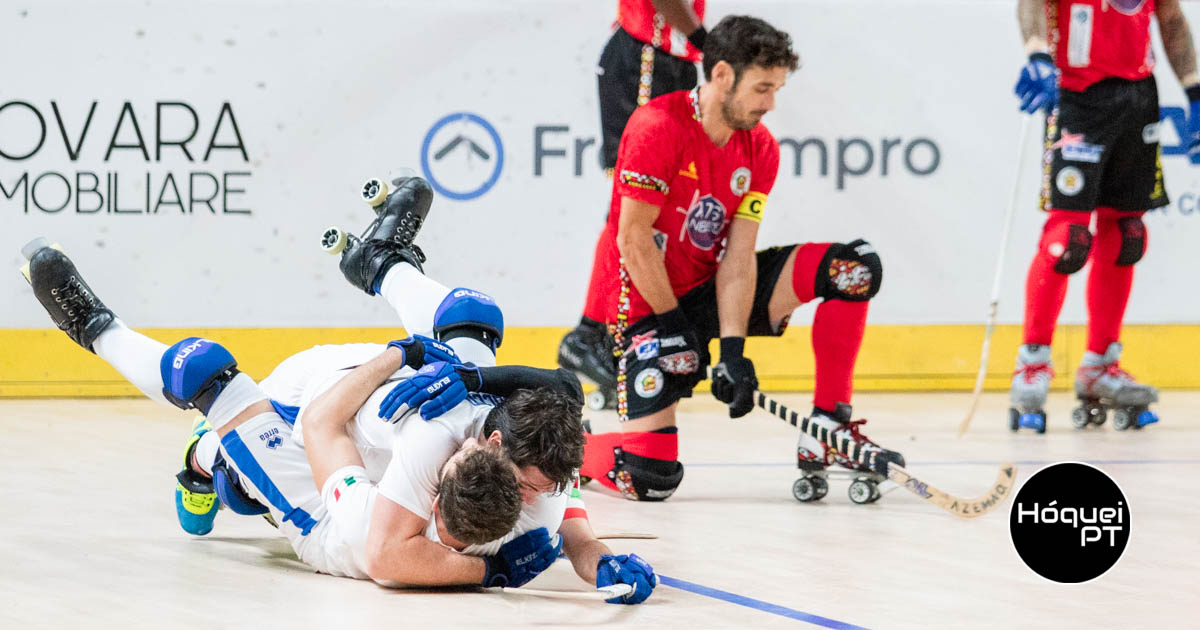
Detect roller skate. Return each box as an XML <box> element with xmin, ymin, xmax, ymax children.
<box><xmin>792</xmin><ymin>403</ymin><xmax>904</xmax><ymax>505</ymax></box>
<box><xmin>321</xmin><ymin>171</ymin><xmax>432</xmax><ymax>292</ymax></box>
<box><xmin>1009</xmin><ymin>344</ymin><xmax>1052</xmax><ymax>433</ymax></box>
<box><xmin>558</xmin><ymin>320</ymin><xmax>618</xmax><ymax>410</ymax></box>
<box><xmin>1072</xmin><ymin>342</ymin><xmax>1159</xmax><ymax>431</ymax></box>
<box><xmin>176</xmin><ymin>417</ymin><xmax>220</xmax><ymax>536</ymax></box>
<box><xmin>19</xmin><ymin>237</ymin><xmax>115</xmax><ymax>352</ymax></box>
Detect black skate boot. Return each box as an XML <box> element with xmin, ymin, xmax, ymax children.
<box><xmin>558</xmin><ymin>319</ymin><xmax>618</xmax><ymax>410</ymax></box>
<box><xmin>336</xmin><ymin>174</ymin><xmax>433</xmax><ymax>294</ymax></box>
<box><xmin>20</xmin><ymin>237</ymin><xmax>115</xmax><ymax>353</ymax></box>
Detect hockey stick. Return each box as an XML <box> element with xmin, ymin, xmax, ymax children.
<box><xmin>958</xmin><ymin>114</ymin><xmax>1037</xmax><ymax>438</ymax></box>
<box><xmin>489</xmin><ymin>583</ymin><xmax>633</xmax><ymax>601</ymax></box>
<box><xmin>753</xmin><ymin>391</ymin><xmax>1016</xmax><ymax>518</ymax></box>
<box><xmin>596</xmin><ymin>532</ymin><xmax>658</xmax><ymax>540</ymax></box>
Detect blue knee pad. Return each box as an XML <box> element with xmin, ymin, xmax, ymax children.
<box><xmin>212</xmin><ymin>455</ymin><xmax>269</xmax><ymax>516</ymax></box>
<box><xmin>161</xmin><ymin>337</ymin><xmax>240</xmax><ymax>414</ymax></box>
<box><xmin>434</xmin><ymin>288</ymin><xmax>504</xmax><ymax>351</ymax></box>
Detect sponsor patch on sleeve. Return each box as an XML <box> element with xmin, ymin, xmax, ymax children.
<box><xmin>619</xmin><ymin>169</ymin><xmax>670</xmax><ymax>195</ymax></box>
<box><xmin>735</xmin><ymin>191</ymin><xmax>767</xmax><ymax>223</ymax></box>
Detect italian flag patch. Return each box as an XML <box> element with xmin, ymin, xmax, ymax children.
<box><xmin>333</xmin><ymin>475</ymin><xmax>357</xmax><ymax>502</ymax></box>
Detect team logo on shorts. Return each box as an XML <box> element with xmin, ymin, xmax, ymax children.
<box><xmin>1052</xmin><ymin>130</ymin><xmax>1103</xmax><ymax>163</ymax></box>
<box><xmin>1056</xmin><ymin>167</ymin><xmax>1085</xmax><ymax>197</ymax></box>
<box><xmin>730</xmin><ymin>167</ymin><xmax>751</xmax><ymax>196</ymax></box>
<box><xmin>634</xmin><ymin>367</ymin><xmax>664</xmax><ymax>398</ymax></box>
<box><xmin>1142</xmin><ymin>122</ymin><xmax>1160</xmax><ymax>144</ymax></box>
<box><xmin>682</xmin><ymin>194</ymin><xmax>727</xmax><ymax>250</ymax></box>
<box><xmin>1104</xmin><ymin>0</ymin><xmax>1147</xmax><ymax>15</ymax></box>
<box><xmin>657</xmin><ymin>350</ymin><xmax>700</xmax><ymax>375</ymax></box>
<box><xmin>829</xmin><ymin>259</ymin><xmax>873</xmax><ymax>296</ymax></box>
<box><xmin>631</xmin><ymin>332</ymin><xmax>660</xmax><ymax>360</ymax></box>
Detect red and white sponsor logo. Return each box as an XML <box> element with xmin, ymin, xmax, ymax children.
<box><xmin>657</xmin><ymin>350</ymin><xmax>699</xmax><ymax>375</ymax></box>
<box><xmin>829</xmin><ymin>259</ymin><xmax>872</xmax><ymax>296</ymax></box>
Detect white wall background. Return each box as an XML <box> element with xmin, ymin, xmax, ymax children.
<box><xmin>3</xmin><ymin>0</ymin><xmax>1199</xmax><ymax>328</ymax></box>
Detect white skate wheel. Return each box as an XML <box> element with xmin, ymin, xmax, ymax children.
<box><xmin>586</xmin><ymin>389</ymin><xmax>607</xmax><ymax>411</ymax></box>
<box><xmin>1112</xmin><ymin>409</ymin><xmax>1133</xmax><ymax>431</ymax></box>
<box><xmin>20</xmin><ymin>237</ymin><xmax>61</xmax><ymax>261</ymax></box>
<box><xmin>361</xmin><ymin>178</ymin><xmax>388</xmax><ymax>207</ymax></box>
<box><xmin>792</xmin><ymin>478</ymin><xmax>817</xmax><ymax>502</ymax></box>
<box><xmin>848</xmin><ymin>479</ymin><xmax>875</xmax><ymax>505</ymax></box>
<box><xmin>320</xmin><ymin>227</ymin><xmax>348</xmax><ymax>255</ymax></box>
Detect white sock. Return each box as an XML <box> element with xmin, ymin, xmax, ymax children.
<box><xmin>193</xmin><ymin>431</ymin><xmax>220</xmax><ymax>475</ymax></box>
<box><xmin>206</xmin><ymin>373</ymin><xmax>267</xmax><ymax>432</ymax></box>
<box><xmin>91</xmin><ymin>320</ymin><xmax>169</xmax><ymax>406</ymax></box>
<box><xmin>378</xmin><ymin>263</ymin><xmax>451</xmax><ymax>337</ymax></box>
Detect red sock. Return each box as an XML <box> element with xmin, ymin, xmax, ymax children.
<box><xmin>812</xmin><ymin>299</ymin><xmax>868</xmax><ymax>411</ymax></box>
<box><xmin>581</xmin><ymin>228</ymin><xmax>614</xmax><ymax>322</ymax></box>
<box><xmin>1024</xmin><ymin>210</ymin><xmax>1092</xmax><ymax>345</ymax></box>
<box><xmin>581</xmin><ymin>431</ymin><xmax>622</xmax><ymax>490</ymax></box>
<box><xmin>1086</xmin><ymin>208</ymin><xmax>1142</xmax><ymax>354</ymax></box>
<box><xmin>791</xmin><ymin>242</ymin><xmax>832</xmax><ymax>303</ymax></box>
<box><xmin>580</xmin><ymin>429</ymin><xmax>679</xmax><ymax>491</ymax></box>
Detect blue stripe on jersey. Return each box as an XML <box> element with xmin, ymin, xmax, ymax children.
<box><xmin>270</xmin><ymin>399</ymin><xmax>300</xmax><ymax>426</ymax></box>
<box><xmin>220</xmin><ymin>430</ymin><xmax>318</xmax><ymax>536</ymax></box>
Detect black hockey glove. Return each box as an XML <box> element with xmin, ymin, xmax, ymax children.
<box><xmin>653</xmin><ymin>307</ymin><xmax>701</xmax><ymax>375</ymax></box>
<box><xmin>712</xmin><ymin>337</ymin><xmax>757</xmax><ymax>418</ymax></box>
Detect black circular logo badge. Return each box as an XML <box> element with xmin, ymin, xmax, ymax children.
<box><xmin>1009</xmin><ymin>462</ymin><xmax>1130</xmax><ymax>583</ymax></box>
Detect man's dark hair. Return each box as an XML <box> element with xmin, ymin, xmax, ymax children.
<box><xmin>437</xmin><ymin>446</ymin><xmax>522</xmax><ymax>545</ymax></box>
<box><xmin>483</xmin><ymin>388</ymin><xmax>585</xmax><ymax>493</ymax></box>
<box><xmin>702</xmin><ymin>15</ymin><xmax>800</xmax><ymax>84</ymax></box>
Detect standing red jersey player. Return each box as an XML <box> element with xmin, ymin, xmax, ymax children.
<box><xmin>578</xmin><ymin>16</ymin><xmax>906</xmax><ymax>502</ymax></box>
<box><xmin>560</xmin><ymin>1</ymin><xmax>708</xmax><ymax>408</ymax></box>
<box><xmin>1009</xmin><ymin>0</ymin><xmax>1200</xmax><ymax>432</ymax></box>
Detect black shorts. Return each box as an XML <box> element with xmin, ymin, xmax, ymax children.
<box><xmin>1047</xmin><ymin>76</ymin><xmax>1168</xmax><ymax>212</ymax></box>
<box><xmin>619</xmin><ymin>246</ymin><xmax>796</xmax><ymax>420</ymax></box>
<box><xmin>598</xmin><ymin>27</ymin><xmax>698</xmax><ymax>170</ymax></box>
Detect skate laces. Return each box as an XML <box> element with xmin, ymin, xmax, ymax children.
<box><xmin>52</xmin><ymin>276</ymin><xmax>96</xmax><ymax>320</ymax></box>
<box><xmin>839</xmin><ymin>419</ymin><xmax>881</xmax><ymax>450</ymax></box>
<box><xmin>1014</xmin><ymin>362</ymin><xmax>1054</xmax><ymax>384</ymax></box>
<box><xmin>1093</xmin><ymin>361</ymin><xmax>1135</xmax><ymax>384</ymax></box>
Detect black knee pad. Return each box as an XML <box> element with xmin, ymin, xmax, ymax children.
<box><xmin>611</xmin><ymin>450</ymin><xmax>684</xmax><ymax>502</ymax></box>
<box><xmin>815</xmin><ymin>239</ymin><xmax>882</xmax><ymax>302</ymax></box>
<box><xmin>1052</xmin><ymin>224</ymin><xmax>1093</xmax><ymax>274</ymax></box>
<box><xmin>1115</xmin><ymin>217</ymin><xmax>1147</xmax><ymax>266</ymax></box>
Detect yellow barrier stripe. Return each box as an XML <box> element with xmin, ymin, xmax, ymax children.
<box><xmin>1</xmin><ymin>324</ymin><xmax>1196</xmax><ymax>397</ymax></box>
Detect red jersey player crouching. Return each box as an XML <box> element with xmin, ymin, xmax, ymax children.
<box><xmin>1009</xmin><ymin>0</ymin><xmax>1200</xmax><ymax>432</ymax></box>
<box><xmin>578</xmin><ymin>15</ymin><xmax>905</xmax><ymax>502</ymax></box>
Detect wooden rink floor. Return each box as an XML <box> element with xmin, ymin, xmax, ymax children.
<box><xmin>1</xmin><ymin>391</ymin><xmax>1196</xmax><ymax>629</ymax></box>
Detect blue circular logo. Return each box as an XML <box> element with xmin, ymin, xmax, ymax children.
<box><xmin>685</xmin><ymin>195</ymin><xmax>727</xmax><ymax>250</ymax></box>
<box><xmin>420</xmin><ymin>112</ymin><xmax>504</xmax><ymax>201</ymax></box>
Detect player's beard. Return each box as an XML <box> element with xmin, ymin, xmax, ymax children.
<box><xmin>720</xmin><ymin>88</ymin><xmax>764</xmax><ymax>131</ymax></box>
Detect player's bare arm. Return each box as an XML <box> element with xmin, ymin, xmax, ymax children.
<box><xmin>303</xmin><ymin>343</ymin><xmax>491</xmax><ymax>586</ymax></box>
<box><xmin>1017</xmin><ymin>0</ymin><xmax>1047</xmax><ymax>54</ymax></box>
<box><xmin>651</xmin><ymin>0</ymin><xmax>703</xmax><ymax>39</ymax></box>
<box><xmin>558</xmin><ymin>517</ymin><xmax>613</xmax><ymax>584</ymax></box>
<box><xmin>302</xmin><ymin>345</ymin><xmax>405</xmax><ymax>489</ymax></box>
<box><xmin>715</xmin><ymin>217</ymin><xmax>760</xmax><ymax>339</ymax></box>
<box><xmin>617</xmin><ymin>196</ymin><xmax>678</xmax><ymax>314</ymax></box>
<box><xmin>1157</xmin><ymin>0</ymin><xmax>1200</xmax><ymax>86</ymax></box>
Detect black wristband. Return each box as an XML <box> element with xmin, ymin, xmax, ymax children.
<box><xmin>455</xmin><ymin>364</ymin><xmax>483</xmax><ymax>391</ymax></box>
<box><xmin>1029</xmin><ymin>51</ymin><xmax>1053</xmax><ymax>65</ymax></box>
<box><xmin>687</xmin><ymin>25</ymin><xmax>707</xmax><ymax>52</ymax></box>
<box><xmin>656</xmin><ymin>307</ymin><xmax>689</xmax><ymax>333</ymax></box>
<box><xmin>719</xmin><ymin>337</ymin><xmax>745</xmax><ymax>360</ymax></box>
<box><xmin>1187</xmin><ymin>85</ymin><xmax>1200</xmax><ymax>104</ymax></box>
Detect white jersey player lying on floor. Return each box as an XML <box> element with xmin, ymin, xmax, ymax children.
<box><xmin>21</xmin><ymin>177</ymin><xmax>655</xmax><ymax>602</ymax></box>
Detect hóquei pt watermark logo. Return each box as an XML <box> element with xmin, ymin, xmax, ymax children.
<box><xmin>1009</xmin><ymin>462</ymin><xmax>1130</xmax><ymax>583</ymax></box>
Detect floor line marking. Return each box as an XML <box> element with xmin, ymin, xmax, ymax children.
<box><xmin>659</xmin><ymin>575</ymin><xmax>869</xmax><ymax>629</ymax></box>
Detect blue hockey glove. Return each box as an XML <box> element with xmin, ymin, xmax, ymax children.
<box><xmin>1186</xmin><ymin>85</ymin><xmax>1200</xmax><ymax>160</ymax></box>
<box><xmin>481</xmin><ymin>528</ymin><xmax>562</xmax><ymax>588</ymax></box>
<box><xmin>1014</xmin><ymin>52</ymin><xmax>1058</xmax><ymax>114</ymax></box>
<box><xmin>596</xmin><ymin>553</ymin><xmax>657</xmax><ymax>604</ymax></box>
<box><xmin>378</xmin><ymin>362</ymin><xmax>483</xmax><ymax>422</ymax></box>
<box><xmin>386</xmin><ymin>334</ymin><xmax>460</xmax><ymax>370</ymax></box>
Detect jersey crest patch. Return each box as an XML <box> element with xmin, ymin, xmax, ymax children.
<box><xmin>730</xmin><ymin>167</ymin><xmax>751</xmax><ymax>195</ymax></box>
<box><xmin>681</xmin><ymin>194</ymin><xmax>727</xmax><ymax>250</ymax></box>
